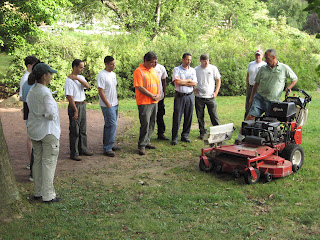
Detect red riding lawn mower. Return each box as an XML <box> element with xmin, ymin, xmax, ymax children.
<box><xmin>199</xmin><ymin>89</ymin><xmax>312</xmax><ymax>184</ymax></box>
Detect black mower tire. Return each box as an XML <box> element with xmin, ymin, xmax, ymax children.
<box><xmin>263</xmin><ymin>172</ymin><xmax>272</xmax><ymax>183</ymax></box>
<box><xmin>232</xmin><ymin>169</ymin><xmax>241</xmax><ymax>178</ymax></box>
<box><xmin>280</xmin><ymin>144</ymin><xmax>304</xmax><ymax>171</ymax></box>
<box><xmin>199</xmin><ymin>158</ymin><xmax>214</xmax><ymax>172</ymax></box>
<box><xmin>215</xmin><ymin>165</ymin><xmax>223</xmax><ymax>174</ymax></box>
<box><xmin>244</xmin><ymin>168</ymin><xmax>260</xmax><ymax>184</ymax></box>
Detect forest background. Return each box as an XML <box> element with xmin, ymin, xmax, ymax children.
<box><xmin>0</xmin><ymin>0</ymin><xmax>320</xmax><ymax>100</ymax></box>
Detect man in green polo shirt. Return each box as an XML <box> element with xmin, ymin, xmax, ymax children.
<box><xmin>236</xmin><ymin>48</ymin><xmax>298</xmax><ymax>143</ymax></box>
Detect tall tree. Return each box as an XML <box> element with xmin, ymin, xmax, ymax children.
<box><xmin>0</xmin><ymin>119</ymin><xmax>25</xmax><ymax>221</ymax></box>
<box><xmin>0</xmin><ymin>0</ymin><xmax>71</xmax><ymax>51</ymax></box>
<box><xmin>100</xmin><ymin>0</ymin><xmax>222</xmax><ymax>38</ymax></box>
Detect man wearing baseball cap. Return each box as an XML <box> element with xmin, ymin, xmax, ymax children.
<box><xmin>236</xmin><ymin>49</ymin><xmax>298</xmax><ymax>144</ymax></box>
<box><xmin>244</xmin><ymin>49</ymin><xmax>266</xmax><ymax>119</ymax></box>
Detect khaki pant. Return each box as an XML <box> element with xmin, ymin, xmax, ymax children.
<box><xmin>32</xmin><ymin>134</ymin><xmax>59</xmax><ymax>201</ymax></box>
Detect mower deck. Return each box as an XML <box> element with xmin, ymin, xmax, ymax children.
<box><xmin>200</xmin><ymin>143</ymin><xmax>293</xmax><ymax>183</ymax></box>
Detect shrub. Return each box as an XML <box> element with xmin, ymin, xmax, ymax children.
<box><xmin>2</xmin><ymin>23</ymin><xmax>319</xmax><ymax>101</ymax></box>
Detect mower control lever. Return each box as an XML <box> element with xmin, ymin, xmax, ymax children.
<box><xmin>299</xmin><ymin>89</ymin><xmax>312</xmax><ymax>103</ymax></box>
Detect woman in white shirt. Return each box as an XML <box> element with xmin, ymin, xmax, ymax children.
<box><xmin>26</xmin><ymin>63</ymin><xmax>61</xmax><ymax>203</ymax></box>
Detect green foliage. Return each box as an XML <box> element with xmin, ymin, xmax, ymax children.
<box><xmin>2</xmin><ymin>20</ymin><xmax>320</xmax><ymax>100</ymax></box>
<box><xmin>1</xmin><ymin>0</ymin><xmax>320</xmax><ymax>99</ymax></box>
<box><xmin>262</xmin><ymin>0</ymin><xmax>309</xmax><ymax>29</ymax></box>
<box><xmin>0</xmin><ymin>0</ymin><xmax>72</xmax><ymax>52</ymax></box>
<box><xmin>304</xmin><ymin>0</ymin><xmax>320</xmax><ymax>16</ymax></box>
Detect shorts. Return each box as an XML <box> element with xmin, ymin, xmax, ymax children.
<box><xmin>248</xmin><ymin>93</ymin><xmax>272</xmax><ymax>117</ymax></box>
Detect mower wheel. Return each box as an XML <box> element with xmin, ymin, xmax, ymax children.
<box><xmin>244</xmin><ymin>168</ymin><xmax>260</xmax><ymax>184</ymax></box>
<box><xmin>292</xmin><ymin>164</ymin><xmax>300</xmax><ymax>173</ymax></box>
<box><xmin>280</xmin><ymin>144</ymin><xmax>304</xmax><ymax>171</ymax></box>
<box><xmin>199</xmin><ymin>158</ymin><xmax>214</xmax><ymax>172</ymax></box>
<box><xmin>215</xmin><ymin>165</ymin><xmax>223</xmax><ymax>174</ymax></box>
<box><xmin>232</xmin><ymin>169</ymin><xmax>241</xmax><ymax>178</ymax></box>
<box><xmin>263</xmin><ymin>173</ymin><xmax>272</xmax><ymax>183</ymax></box>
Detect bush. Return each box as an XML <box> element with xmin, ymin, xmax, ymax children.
<box><xmin>2</xmin><ymin>23</ymin><xmax>320</xmax><ymax>101</ymax></box>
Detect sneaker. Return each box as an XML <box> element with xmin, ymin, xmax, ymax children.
<box><xmin>104</xmin><ymin>151</ymin><xmax>115</xmax><ymax>157</ymax></box>
<box><xmin>82</xmin><ymin>151</ymin><xmax>94</xmax><ymax>156</ymax></box>
<box><xmin>138</xmin><ymin>148</ymin><xmax>146</xmax><ymax>155</ymax></box>
<box><xmin>71</xmin><ymin>156</ymin><xmax>81</xmax><ymax>161</ymax></box>
<box><xmin>29</xmin><ymin>177</ymin><xmax>34</xmax><ymax>182</ymax></box>
<box><xmin>171</xmin><ymin>140</ymin><xmax>178</xmax><ymax>145</ymax></box>
<box><xmin>33</xmin><ymin>196</ymin><xmax>42</xmax><ymax>201</ymax></box>
<box><xmin>181</xmin><ymin>138</ymin><xmax>191</xmax><ymax>143</ymax></box>
<box><xmin>146</xmin><ymin>144</ymin><xmax>156</xmax><ymax>149</ymax></box>
<box><xmin>112</xmin><ymin>146</ymin><xmax>121</xmax><ymax>151</ymax></box>
<box><xmin>158</xmin><ymin>134</ymin><xmax>169</xmax><ymax>140</ymax></box>
<box><xmin>235</xmin><ymin>134</ymin><xmax>244</xmax><ymax>145</ymax></box>
<box><xmin>43</xmin><ymin>197</ymin><xmax>62</xmax><ymax>204</ymax></box>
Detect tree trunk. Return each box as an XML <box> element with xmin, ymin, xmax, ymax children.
<box><xmin>156</xmin><ymin>0</ymin><xmax>161</xmax><ymax>28</ymax></box>
<box><xmin>151</xmin><ymin>0</ymin><xmax>161</xmax><ymax>40</ymax></box>
<box><xmin>0</xmin><ymin>118</ymin><xmax>24</xmax><ymax>222</ymax></box>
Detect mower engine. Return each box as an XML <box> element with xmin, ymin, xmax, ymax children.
<box><xmin>241</xmin><ymin>101</ymin><xmax>296</xmax><ymax>146</ymax></box>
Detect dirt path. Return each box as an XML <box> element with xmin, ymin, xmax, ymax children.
<box><xmin>0</xmin><ymin>106</ymin><xmax>131</xmax><ymax>182</ymax></box>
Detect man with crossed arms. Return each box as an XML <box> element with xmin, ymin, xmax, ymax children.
<box><xmin>65</xmin><ymin>59</ymin><xmax>93</xmax><ymax>161</ymax></box>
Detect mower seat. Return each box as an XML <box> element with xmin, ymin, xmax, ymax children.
<box><xmin>267</xmin><ymin>102</ymin><xmax>296</xmax><ymax>122</ymax></box>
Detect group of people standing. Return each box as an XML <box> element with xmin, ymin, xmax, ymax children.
<box><xmin>132</xmin><ymin>52</ymin><xmax>221</xmax><ymax>155</ymax></box>
<box><xmin>19</xmin><ymin>48</ymin><xmax>298</xmax><ymax>203</ymax></box>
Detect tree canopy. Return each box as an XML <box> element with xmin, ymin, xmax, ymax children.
<box><xmin>0</xmin><ymin>0</ymin><xmax>71</xmax><ymax>51</ymax></box>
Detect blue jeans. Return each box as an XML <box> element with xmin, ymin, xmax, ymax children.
<box><xmin>101</xmin><ymin>105</ymin><xmax>118</xmax><ymax>152</ymax></box>
<box><xmin>249</xmin><ymin>93</ymin><xmax>272</xmax><ymax>117</ymax></box>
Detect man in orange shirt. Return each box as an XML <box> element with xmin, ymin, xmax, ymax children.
<box><xmin>133</xmin><ymin>52</ymin><xmax>160</xmax><ymax>155</ymax></box>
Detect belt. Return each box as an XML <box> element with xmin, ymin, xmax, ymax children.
<box><xmin>175</xmin><ymin>91</ymin><xmax>193</xmax><ymax>97</ymax></box>
<box><xmin>74</xmin><ymin>101</ymin><xmax>85</xmax><ymax>104</ymax></box>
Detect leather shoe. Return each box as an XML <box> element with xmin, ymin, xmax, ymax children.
<box><xmin>104</xmin><ymin>151</ymin><xmax>115</xmax><ymax>157</ymax></box>
<box><xmin>43</xmin><ymin>197</ymin><xmax>62</xmax><ymax>204</ymax></box>
<box><xmin>112</xmin><ymin>146</ymin><xmax>121</xmax><ymax>151</ymax></box>
<box><xmin>138</xmin><ymin>148</ymin><xmax>146</xmax><ymax>155</ymax></box>
<box><xmin>146</xmin><ymin>144</ymin><xmax>156</xmax><ymax>149</ymax></box>
<box><xmin>82</xmin><ymin>151</ymin><xmax>93</xmax><ymax>156</ymax></box>
<box><xmin>181</xmin><ymin>138</ymin><xmax>191</xmax><ymax>143</ymax></box>
<box><xmin>171</xmin><ymin>141</ymin><xmax>178</xmax><ymax>145</ymax></box>
<box><xmin>71</xmin><ymin>156</ymin><xmax>81</xmax><ymax>161</ymax></box>
<box><xmin>158</xmin><ymin>134</ymin><xmax>169</xmax><ymax>140</ymax></box>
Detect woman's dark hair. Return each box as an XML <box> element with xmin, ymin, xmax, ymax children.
<box><xmin>28</xmin><ymin>61</ymin><xmax>45</xmax><ymax>85</ymax></box>
<box><xmin>24</xmin><ymin>56</ymin><xmax>39</xmax><ymax>67</ymax></box>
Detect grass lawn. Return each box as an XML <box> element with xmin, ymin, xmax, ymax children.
<box><xmin>1</xmin><ymin>91</ymin><xmax>319</xmax><ymax>239</ymax></box>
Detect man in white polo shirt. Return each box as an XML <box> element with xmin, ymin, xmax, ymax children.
<box><xmin>97</xmin><ymin>56</ymin><xmax>119</xmax><ymax>157</ymax></box>
<box><xmin>171</xmin><ymin>52</ymin><xmax>197</xmax><ymax>145</ymax></box>
<box><xmin>65</xmin><ymin>59</ymin><xmax>93</xmax><ymax>161</ymax></box>
<box><xmin>194</xmin><ymin>54</ymin><xmax>221</xmax><ymax>140</ymax></box>
<box><xmin>154</xmin><ymin>60</ymin><xmax>169</xmax><ymax>140</ymax></box>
